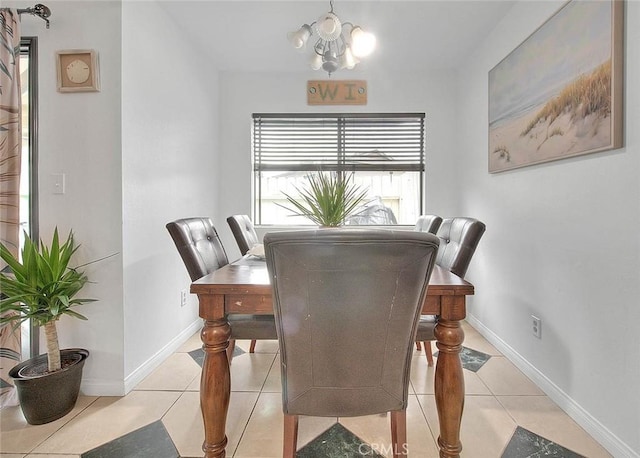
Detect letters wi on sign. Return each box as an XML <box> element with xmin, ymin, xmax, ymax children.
<box><xmin>307</xmin><ymin>80</ymin><xmax>367</xmax><ymax>105</ymax></box>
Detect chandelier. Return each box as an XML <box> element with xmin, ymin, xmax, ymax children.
<box><xmin>287</xmin><ymin>0</ymin><xmax>376</xmax><ymax>76</ymax></box>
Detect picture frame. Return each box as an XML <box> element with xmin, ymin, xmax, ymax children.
<box><xmin>488</xmin><ymin>0</ymin><xmax>624</xmax><ymax>173</ymax></box>
<box><xmin>56</xmin><ymin>49</ymin><xmax>100</xmax><ymax>93</ymax></box>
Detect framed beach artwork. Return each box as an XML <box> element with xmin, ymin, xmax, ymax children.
<box><xmin>488</xmin><ymin>0</ymin><xmax>624</xmax><ymax>173</ymax></box>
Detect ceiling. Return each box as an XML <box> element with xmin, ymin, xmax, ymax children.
<box><xmin>158</xmin><ymin>1</ymin><xmax>516</xmax><ymax>73</ymax></box>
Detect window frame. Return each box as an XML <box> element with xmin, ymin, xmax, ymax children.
<box><xmin>19</xmin><ymin>37</ymin><xmax>40</xmax><ymax>358</ymax></box>
<box><xmin>252</xmin><ymin>112</ymin><xmax>425</xmax><ymax>225</ymax></box>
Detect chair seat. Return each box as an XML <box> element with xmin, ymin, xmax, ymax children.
<box><xmin>415</xmin><ymin>315</ymin><xmax>436</xmax><ymax>341</ymax></box>
<box><xmin>228</xmin><ymin>314</ymin><xmax>277</xmax><ymax>340</ymax></box>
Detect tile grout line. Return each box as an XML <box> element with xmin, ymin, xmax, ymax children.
<box><xmin>231</xmin><ymin>351</ymin><xmax>279</xmax><ymax>457</ymax></box>
<box><xmin>409</xmin><ymin>392</ymin><xmax>440</xmax><ymax>452</ymax></box>
<box><xmin>25</xmin><ymin>396</ymin><xmax>101</xmax><ymax>456</ymax></box>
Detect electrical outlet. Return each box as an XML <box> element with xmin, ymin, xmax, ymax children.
<box><xmin>531</xmin><ymin>315</ymin><xmax>541</xmax><ymax>338</ymax></box>
<box><xmin>180</xmin><ymin>289</ymin><xmax>188</xmax><ymax>307</ymax></box>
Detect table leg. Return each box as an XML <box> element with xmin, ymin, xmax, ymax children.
<box><xmin>434</xmin><ymin>317</ymin><xmax>465</xmax><ymax>458</ymax></box>
<box><xmin>200</xmin><ymin>318</ymin><xmax>231</xmax><ymax>458</ymax></box>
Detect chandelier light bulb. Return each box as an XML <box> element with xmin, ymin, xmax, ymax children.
<box><xmin>310</xmin><ymin>53</ymin><xmax>323</xmax><ymax>70</ymax></box>
<box><xmin>321</xmin><ymin>17</ymin><xmax>336</xmax><ymax>35</ymax></box>
<box><xmin>340</xmin><ymin>46</ymin><xmax>357</xmax><ymax>70</ymax></box>
<box><xmin>288</xmin><ymin>24</ymin><xmax>312</xmax><ymax>49</ymax></box>
<box><xmin>315</xmin><ymin>12</ymin><xmax>342</xmax><ymax>41</ymax></box>
<box><xmin>350</xmin><ymin>26</ymin><xmax>376</xmax><ymax>58</ymax></box>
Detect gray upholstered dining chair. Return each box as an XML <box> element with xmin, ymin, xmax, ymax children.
<box><xmin>414</xmin><ymin>214</ymin><xmax>443</xmax><ymax>234</ymax></box>
<box><xmin>413</xmin><ymin>214</ymin><xmax>443</xmax><ymax>353</ymax></box>
<box><xmin>416</xmin><ymin>217</ymin><xmax>486</xmax><ymax>366</ymax></box>
<box><xmin>226</xmin><ymin>214</ymin><xmax>262</xmax><ymax>352</ymax></box>
<box><xmin>227</xmin><ymin>214</ymin><xmax>260</xmax><ymax>256</ymax></box>
<box><xmin>264</xmin><ymin>228</ymin><xmax>439</xmax><ymax>458</ymax></box>
<box><xmin>166</xmin><ymin>217</ymin><xmax>275</xmax><ymax>359</ymax></box>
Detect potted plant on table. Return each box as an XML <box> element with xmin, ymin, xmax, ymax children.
<box><xmin>0</xmin><ymin>228</ymin><xmax>98</xmax><ymax>425</ymax></box>
<box><xmin>279</xmin><ymin>172</ymin><xmax>369</xmax><ymax>227</ymax></box>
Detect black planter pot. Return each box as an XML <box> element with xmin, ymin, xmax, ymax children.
<box><xmin>9</xmin><ymin>348</ymin><xmax>89</xmax><ymax>425</ymax></box>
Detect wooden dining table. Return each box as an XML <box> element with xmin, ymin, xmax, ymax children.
<box><xmin>191</xmin><ymin>256</ymin><xmax>474</xmax><ymax>458</ymax></box>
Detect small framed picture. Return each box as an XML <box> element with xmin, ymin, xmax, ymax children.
<box><xmin>56</xmin><ymin>49</ymin><xmax>100</xmax><ymax>92</ymax></box>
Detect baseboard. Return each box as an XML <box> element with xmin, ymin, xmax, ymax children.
<box><xmin>80</xmin><ymin>379</ymin><xmax>126</xmax><ymax>397</ymax></box>
<box><xmin>466</xmin><ymin>315</ymin><xmax>639</xmax><ymax>458</ymax></box>
<box><xmin>78</xmin><ymin>319</ymin><xmax>202</xmax><ymax>397</ymax></box>
<box><xmin>123</xmin><ymin>319</ymin><xmax>203</xmax><ymax>394</ymax></box>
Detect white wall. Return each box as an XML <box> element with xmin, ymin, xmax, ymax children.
<box><xmin>8</xmin><ymin>0</ymin><xmax>221</xmax><ymax>396</ymax></box>
<box><xmin>9</xmin><ymin>0</ymin><xmax>125</xmax><ymax>394</ymax></box>
<box><xmin>456</xmin><ymin>1</ymin><xmax>640</xmax><ymax>456</ymax></box>
<box><xmin>121</xmin><ymin>2</ymin><xmax>220</xmax><ymax>387</ymax></box>
<box><xmin>216</xmin><ymin>70</ymin><xmax>460</xmax><ymax>259</ymax></box>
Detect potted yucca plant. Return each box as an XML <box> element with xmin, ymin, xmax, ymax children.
<box><xmin>0</xmin><ymin>228</ymin><xmax>97</xmax><ymax>424</ymax></box>
<box><xmin>279</xmin><ymin>172</ymin><xmax>368</xmax><ymax>227</ymax></box>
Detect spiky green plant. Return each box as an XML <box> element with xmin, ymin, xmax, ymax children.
<box><xmin>0</xmin><ymin>229</ymin><xmax>95</xmax><ymax>373</ymax></box>
<box><xmin>279</xmin><ymin>172</ymin><xmax>368</xmax><ymax>227</ymax></box>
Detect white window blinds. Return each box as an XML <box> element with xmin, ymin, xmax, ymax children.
<box><xmin>252</xmin><ymin>113</ymin><xmax>425</xmax><ymax>173</ymax></box>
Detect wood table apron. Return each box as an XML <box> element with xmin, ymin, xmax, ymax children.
<box><xmin>191</xmin><ymin>258</ymin><xmax>474</xmax><ymax>458</ymax></box>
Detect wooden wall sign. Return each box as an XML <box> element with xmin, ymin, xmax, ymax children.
<box><xmin>307</xmin><ymin>80</ymin><xmax>367</xmax><ymax>105</ymax></box>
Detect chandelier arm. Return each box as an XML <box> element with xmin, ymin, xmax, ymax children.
<box><xmin>341</xmin><ymin>22</ymin><xmax>360</xmax><ymax>39</ymax></box>
<box><xmin>313</xmin><ymin>37</ymin><xmax>326</xmax><ymax>56</ymax></box>
<box><xmin>335</xmin><ymin>36</ymin><xmax>347</xmax><ymax>58</ymax></box>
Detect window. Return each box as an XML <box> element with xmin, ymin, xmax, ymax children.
<box><xmin>252</xmin><ymin>113</ymin><xmax>425</xmax><ymax>225</ymax></box>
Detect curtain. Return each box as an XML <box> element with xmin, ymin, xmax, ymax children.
<box><xmin>0</xmin><ymin>8</ymin><xmax>22</xmax><ymax>408</ymax></box>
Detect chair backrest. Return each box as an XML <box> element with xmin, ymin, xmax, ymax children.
<box><xmin>414</xmin><ymin>214</ymin><xmax>443</xmax><ymax>234</ymax></box>
<box><xmin>166</xmin><ymin>217</ymin><xmax>229</xmax><ymax>281</ymax></box>
<box><xmin>435</xmin><ymin>217</ymin><xmax>486</xmax><ymax>278</ymax></box>
<box><xmin>264</xmin><ymin>228</ymin><xmax>439</xmax><ymax>417</ymax></box>
<box><xmin>226</xmin><ymin>214</ymin><xmax>260</xmax><ymax>255</ymax></box>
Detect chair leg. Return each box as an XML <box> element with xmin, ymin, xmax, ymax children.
<box><xmin>415</xmin><ymin>341</ymin><xmax>422</xmax><ymax>351</ymax></box>
<box><xmin>249</xmin><ymin>339</ymin><xmax>257</xmax><ymax>353</ymax></box>
<box><xmin>425</xmin><ymin>341</ymin><xmax>434</xmax><ymax>367</ymax></box>
<box><xmin>283</xmin><ymin>414</ymin><xmax>299</xmax><ymax>458</ymax></box>
<box><xmin>390</xmin><ymin>410</ymin><xmax>408</xmax><ymax>457</ymax></box>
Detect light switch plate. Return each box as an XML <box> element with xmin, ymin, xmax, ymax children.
<box><xmin>52</xmin><ymin>173</ymin><xmax>65</xmax><ymax>194</ymax></box>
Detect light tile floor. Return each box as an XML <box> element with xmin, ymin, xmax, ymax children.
<box><xmin>1</xmin><ymin>321</ymin><xmax>612</xmax><ymax>457</ymax></box>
